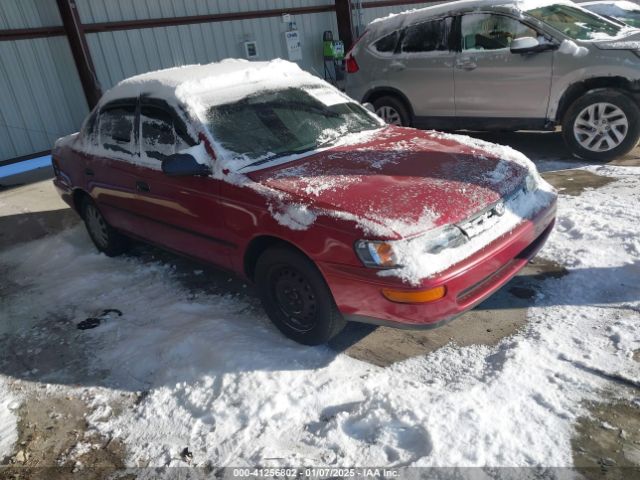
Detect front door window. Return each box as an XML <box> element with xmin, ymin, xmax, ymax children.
<box><xmin>461</xmin><ymin>13</ymin><xmax>538</xmax><ymax>51</ymax></box>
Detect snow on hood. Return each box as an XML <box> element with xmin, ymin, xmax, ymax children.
<box><xmin>249</xmin><ymin>127</ymin><xmax>536</xmax><ymax>239</ymax></box>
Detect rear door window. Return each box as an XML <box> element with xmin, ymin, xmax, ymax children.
<box><xmin>461</xmin><ymin>13</ymin><xmax>538</xmax><ymax>51</ymax></box>
<box><xmin>99</xmin><ymin>102</ymin><xmax>137</xmax><ymax>156</ymax></box>
<box><xmin>401</xmin><ymin>17</ymin><xmax>453</xmax><ymax>53</ymax></box>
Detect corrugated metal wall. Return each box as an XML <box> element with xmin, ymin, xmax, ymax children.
<box><xmin>0</xmin><ymin>1</ymin><xmax>89</xmax><ymax>162</ymax></box>
<box><xmin>77</xmin><ymin>0</ymin><xmax>339</xmax><ymax>91</ymax></box>
<box><xmin>0</xmin><ymin>0</ymin><xmax>62</xmax><ymax>29</ymax></box>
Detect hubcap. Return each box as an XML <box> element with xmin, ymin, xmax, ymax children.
<box><xmin>376</xmin><ymin>105</ymin><xmax>402</xmax><ymax>125</ymax></box>
<box><xmin>85</xmin><ymin>204</ymin><xmax>109</xmax><ymax>248</ymax></box>
<box><xmin>271</xmin><ymin>267</ymin><xmax>317</xmax><ymax>333</ymax></box>
<box><xmin>574</xmin><ymin>102</ymin><xmax>628</xmax><ymax>152</ymax></box>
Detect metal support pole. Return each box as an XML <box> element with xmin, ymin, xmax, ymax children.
<box><xmin>334</xmin><ymin>0</ymin><xmax>354</xmax><ymax>49</ymax></box>
<box><xmin>56</xmin><ymin>0</ymin><xmax>101</xmax><ymax>108</ymax></box>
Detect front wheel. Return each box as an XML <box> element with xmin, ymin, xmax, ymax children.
<box><xmin>81</xmin><ymin>196</ymin><xmax>129</xmax><ymax>257</ymax></box>
<box><xmin>562</xmin><ymin>89</ymin><xmax>640</xmax><ymax>161</ymax></box>
<box><xmin>255</xmin><ymin>247</ymin><xmax>346</xmax><ymax>345</ymax></box>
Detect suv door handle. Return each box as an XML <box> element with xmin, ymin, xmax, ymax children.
<box><xmin>456</xmin><ymin>59</ymin><xmax>477</xmax><ymax>71</ymax></box>
<box><xmin>388</xmin><ymin>61</ymin><xmax>406</xmax><ymax>72</ymax></box>
<box><xmin>136</xmin><ymin>181</ymin><xmax>150</xmax><ymax>193</ymax></box>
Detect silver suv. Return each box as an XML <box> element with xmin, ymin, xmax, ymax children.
<box><xmin>345</xmin><ymin>0</ymin><xmax>640</xmax><ymax>160</ymax></box>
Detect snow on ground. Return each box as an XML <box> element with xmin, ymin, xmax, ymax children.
<box><xmin>0</xmin><ymin>382</ymin><xmax>18</xmax><ymax>460</ymax></box>
<box><xmin>0</xmin><ymin>166</ymin><xmax>639</xmax><ymax>470</ymax></box>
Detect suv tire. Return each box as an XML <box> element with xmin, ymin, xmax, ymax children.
<box><xmin>372</xmin><ymin>96</ymin><xmax>411</xmax><ymax>126</ymax></box>
<box><xmin>81</xmin><ymin>196</ymin><xmax>129</xmax><ymax>257</ymax></box>
<box><xmin>255</xmin><ymin>246</ymin><xmax>346</xmax><ymax>345</ymax></box>
<box><xmin>563</xmin><ymin>89</ymin><xmax>640</xmax><ymax>161</ymax></box>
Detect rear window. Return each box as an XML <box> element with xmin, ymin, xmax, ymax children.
<box><xmin>401</xmin><ymin>17</ymin><xmax>453</xmax><ymax>53</ymax></box>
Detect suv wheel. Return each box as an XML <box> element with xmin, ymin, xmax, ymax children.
<box><xmin>372</xmin><ymin>96</ymin><xmax>411</xmax><ymax>126</ymax></box>
<box><xmin>81</xmin><ymin>196</ymin><xmax>129</xmax><ymax>256</ymax></box>
<box><xmin>255</xmin><ymin>246</ymin><xmax>346</xmax><ymax>345</ymax></box>
<box><xmin>563</xmin><ymin>89</ymin><xmax>640</xmax><ymax>161</ymax></box>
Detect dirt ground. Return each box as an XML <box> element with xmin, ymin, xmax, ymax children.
<box><xmin>1</xmin><ymin>131</ymin><xmax>639</xmax><ymax>475</ymax></box>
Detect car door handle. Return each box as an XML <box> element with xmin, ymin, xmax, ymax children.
<box><xmin>388</xmin><ymin>61</ymin><xmax>406</xmax><ymax>72</ymax></box>
<box><xmin>84</xmin><ymin>168</ymin><xmax>94</xmax><ymax>176</ymax></box>
<box><xmin>136</xmin><ymin>181</ymin><xmax>150</xmax><ymax>193</ymax></box>
<box><xmin>456</xmin><ymin>60</ymin><xmax>477</xmax><ymax>71</ymax></box>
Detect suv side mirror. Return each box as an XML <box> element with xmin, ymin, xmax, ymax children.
<box><xmin>162</xmin><ymin>153</ymin><xmax>211</xmax><ymax>177</ymax></box>
<box><xmin>510</xmin><ymin>37</ymin><xmax>542</xmax><ymax>54</ymax></box>
<box><xmin>362</xmin><ymin>102</ymin><xmax>375</xmax><ymax>113</ymax></box>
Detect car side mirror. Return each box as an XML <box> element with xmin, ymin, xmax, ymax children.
<box><xmin>510</xmin><ymin>37</ymin><xmax>542</xmax><ymax>54</ymax></box>
<box><xmin>162</xmin><ymin>152</ymin><xmax>211</xmax><ymax>177</ymax></box>
<box><xmin>362</xmin><ymin>102</ymin><xmax>375</xmax><ymax>113</ymax></box>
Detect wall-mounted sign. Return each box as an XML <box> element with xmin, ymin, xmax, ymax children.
<box><xmin>284</xmin><ymin>30</ymin><xmax>302</xmax><ymax>61</ymax></box>
<box><xmin>244</xmin><ymin>41</ymin><xmax>258</xmax><ymax>59</ymax></box>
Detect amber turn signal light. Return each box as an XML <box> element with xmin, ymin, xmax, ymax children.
<box><xmin>382</xmin><ymin>286</ymin><xmax>447</xmax><ymax>304</ymax></box>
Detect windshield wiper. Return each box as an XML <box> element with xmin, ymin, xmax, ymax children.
<box><xmin>240</xmin><ymin>146</ymin><xmax>317</xmax><ymax>170</ymax></box>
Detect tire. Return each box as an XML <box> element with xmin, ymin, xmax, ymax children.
<box><xmin>255</xmin><ymin>246</ymin><xmax>346</xmax><ymax>345</ymax></box>
<box><xmin>372</xmin><ymin>96</ymin><xmax>411</xmax><ymax>127</ymax></box>
<box><xmin>562</xmin><ymin>89</ymin><xmax>640</xmax><ymax>161</ymax></box>
<box><xmin>80</xmin><ymin>196</ymin><xmax>129</xmax><ymax>257</ymax></box>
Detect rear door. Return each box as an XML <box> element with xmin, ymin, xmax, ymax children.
<box><xmin>90</xmin><ymin>98</ymin><xmax>143</xmax><ymax>229</ymax></box>
<box><xmin>383</xmin><ymin>16</ymin><xmax>456</xmax><ymax>126</ymax></box>
<box><xmin>453</xmin><ymin>12</ymin><xmax>553</xmax><ymax>126</ymax></box>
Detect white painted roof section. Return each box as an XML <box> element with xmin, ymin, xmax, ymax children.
<box><xmin>98</xmin><ymin>58</ymin><xmax>325</xmax><ymax>110</ymax></box>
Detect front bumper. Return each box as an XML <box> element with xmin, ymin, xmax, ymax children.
<box><xmin>319</xmin><ymin>200</ymin><xmax>557</xmax><ymax>328</ymax></box>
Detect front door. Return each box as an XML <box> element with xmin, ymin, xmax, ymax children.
<box><xmin>454</xmin><ymin>13</ymin><xmax>553</xmax><ymax>127</ymax></box>
<box><xmin>131</xmin><ymin>98</ymin><xmax>236</xmax><ymax>269</ymax></box>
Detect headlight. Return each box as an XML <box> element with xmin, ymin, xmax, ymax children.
<box><xmin>355</xmin><ymin>240</ymin><xmax>398</xmax><ymax>268</ymax></box>
<box><xmin>355</xmin><ymin>226</ymin><xmax>467</xmax><ymax>268</ymax></box>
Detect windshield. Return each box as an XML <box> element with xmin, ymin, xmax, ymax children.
<box><xmin>205</xmin><ymin>86</ymin><xmax>382</xmax><ymax>169</ymax></box>
<box><xmin>526</xmin><ymin>4</ymin><xmax>625</xmax><ymax>39</ymax></box>
<box><xmin>588</xmin><ymin>2</ymin><xmax>640</xmax><ymax>28</ymax></box>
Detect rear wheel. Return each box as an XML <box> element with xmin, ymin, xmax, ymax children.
<box><xmin>562</xmin><ymin>89</ymin><xmax>640</xmax><ymax>161</ymax></box>
<box><xmin>372</xmin><ymin>96</ymin><xmax>411</xmax><ymax>126</ymax></box>
<box><xmin>255</xmin><ymin>246</ymin><xmax>346</xmax><ymax>345</ymax></box>
<box><xmin>81</xmin><ymin>196</ymin><xmax>129</xmax><ymax>256</ymax></box>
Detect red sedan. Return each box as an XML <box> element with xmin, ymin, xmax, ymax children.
<box><xmin>52</xmin><ymin>60</ymin><xmax>557</xmax><ymax>345</ymax></box>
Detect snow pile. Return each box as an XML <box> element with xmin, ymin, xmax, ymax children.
<box><xmin>0</xmin><ymin>382</ymin><xmax>18</xmax><ymax>460</ymax></box>
<box><xmin>1</xmin><ymin>165</ymin><xmax>638</xmax><ymax>469</ymax></box>
<box><xmin>558</xmin><ymin>39</ymin><xmax>589</xmax><ymax>57</ymax></box>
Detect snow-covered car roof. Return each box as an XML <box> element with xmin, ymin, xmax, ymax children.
<box><xmin>368</xmin><ymin>0</ymin><xmax>574</xmax><ymax>32</ymax></box>
<box><xmin>98</xmin><ymin>59</ymin><xmax>328</xmax><ymax>114</ymax></box>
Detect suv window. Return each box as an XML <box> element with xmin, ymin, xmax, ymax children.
<box><xmin>401</xmin><ymin>17</ymin><xmax>453</xmax><ymax>53</ymax></box>
<box><xmin>140</xmin><ymin>103</ymin><xmax>193</xmax><ymax>161</ymax></box>
<box><xmin>99</xmin><ymin>103</ymin><xmax>137</xmax><ymax>155</ymax></box>
<box><xmin>373</xmin><ymin>31</ymin><xmax>400</xmax><ymax>53</ymax></box>
<box><xmin>461</xmin><ymin>13</ymin><xmax>538</xmax><ymax>51</ymax></box>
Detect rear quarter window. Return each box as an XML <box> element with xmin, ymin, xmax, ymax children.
<box><xmin>372</xmin><ymin>31</ymin><xmax>400</xmax><ymax>53</ymax></box>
